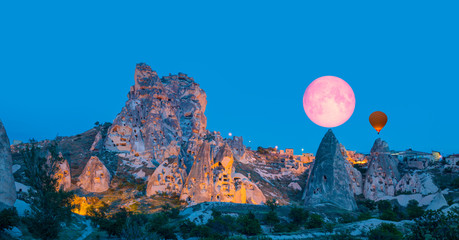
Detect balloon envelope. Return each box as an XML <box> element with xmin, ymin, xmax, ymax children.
<box><xmin>369</xmin><ymin>111</ymin><xmax>387</xmax><ymax>134</ymax></box>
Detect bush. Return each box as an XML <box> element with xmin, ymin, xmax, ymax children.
<box><xmin>146</xmin><ymin>212</ymin><xmax>176</xmax><ymax>239</ymax></box>
<box><xmin>100</xmin><ymin>208</ymin><xmax>129</xmax><ymax>237</ymax></box>
<box><xmin>0</xmin><ymin>207</ymin><xmax>19</xmax><ymax>231</ymax></box>
<box><xmin>368</xmin><ymin>223</ymin><xmax>403</xmax><ymax>240</ymax></box>
<box><xmin>358</xmin><ymin>199</ymin><xmax>377</xmax><ymax>210</ymax></box>
<box><xmin>379</xmin><ymin>209</ymin><xmax>399</xmax><ymax>221</ymax></box>
<box><xmin>339</xmin><ymin>213</ymin><xmax>355</xmax><ymax>223</ymax></box>
<box><xmin>377</xmin><ymin>200</ymin><xmax>392</xmax><ymax>212</ymax></box>
<box><xmin>288</xmin><ymin>206</ymin><xmax>309</xmax><ymax>225</ymax></box>
<box><xmin>358</xmin><ymin>212</ymin><xmax>373</xmax><ymax>221</ymax></box>
<box><xmin>405</xmin><ymin>209</ymin><xmax>459</xmax><ymax>240</ymax></box>
<box><xmin>306</xmin><ymin>213</ymin><xmax>324</xmax><ymax>229</ymax></box>
<box><xmin>273</xmin><ymin>222</ymin><xmax>299</xmax><ymax>233</ymax></box>
<box><xmin>406</xmin><ymin>200</ymin><xmax>424</xmax><ymax>219</ymax></box>
<box><xmin>207</xmin><ymin>211</ymin><xmax>238</xmax><ymax>237</ymax></box>
<box><xmin>237</xmin><ymin>212</ymin><xmax>262</xmax><ymax>236</ymax></box>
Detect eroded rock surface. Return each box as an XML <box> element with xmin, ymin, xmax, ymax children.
<box><xmin>0</xmin><ymin>120</ymin><xmax>16</xmax><ymax>208</ymax></box>
<box><xmin>303</xmin><ymin>129</ymin><xmax>357</xmax><ymax>211</ymax></box>
<box><xmin>364</xmin><ymin>139</ymin><xmax>400</xmax><ymax>200</ymax></box>
<box><xmin>146</xmin><ymin>156</ymin><xmax>187</xmax><ymax>196</ymax></box>
<box><xmin>104</xmin><ymin>63</ymin><xmax>207</xmax><ymax>166</ymax></box>
<box><xmin>395</xmin><ymin>172</ymin><xmax>438</xmax><ymax>195</ymax></box>
<box><xmin>78</xmin><ymin>156</ymin><xmax>111</xmax><ymax>192</ymax></box>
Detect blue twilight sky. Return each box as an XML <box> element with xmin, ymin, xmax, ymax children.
<box><xmin>0</xmin><ymin>1</ymin><xmax>458</xmax><ymax>155</ymax></box>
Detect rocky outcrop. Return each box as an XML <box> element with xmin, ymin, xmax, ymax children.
<box><xmin>174</xmin><ymin>141</ymin><xmax>266</xmax><ymax>204</ymax></box>
<box><xmin>0</xmin><ymin>120</ymin><xmax>16</xmax><ymax>208</ymax></box>
<box><xmin>181</xmin><ymin>142</ymin><xmax>213</xmax><ymax>203</ymax></box>
<box><xmin>364</xmin><ymin>139</ymin><xmax>400</xmax><ymax>200</ymax></box>
<box><xmin>303</xmin><ymin>129</ymin><xmax>357</xmax><ymax>211</ymax></box>
<box><xmin>104</xmin><ymin>63</ymin><xmax>207</xmax><ymax>166</ymax></box>
<box><xmin>395</xmin><ymin>172</ymin><xmax>438</xmax><ymax>195</ymax></box>
<box><xmin>146</xmin><ymin>156</ymin><xmax>187</xmax><ymax>196</ymax></box>
<box><xmin>55</xmin><ymin>157</ymin><xmax>71</xmax><ymax>191</ymax></box>
<box><xmin>345</xmin><ymin>162</ymin><xmax>363</xmax><ymax>196</ymax></box>
<box><xmin>340</xmin><ymin>144</ymin><xmax>363</xmax><ymax>195</ymax></box>
<box><xmin>78</xmin><ymin>156</ymin><xmax>111</xmax><ymax>192</ymax></box>
<box><xmin>212</xmin><ymin>144</ymin><xmax>236</xmax><ymax>202</ymax></box>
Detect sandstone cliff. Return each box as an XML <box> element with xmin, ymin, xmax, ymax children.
<box><xmin>78</xmin><ymin>156</ymin><xmax>111</xmax><ymax>192</ymax></box>
<box><xmin>0</xmin><ymin>120</ymin><xmax>16</xmax><ymax>208</ymax></box>
<box><xmin>303</xmin><ymin>129</ymin><xmax>357</xmax><ymax>211</ymax></box>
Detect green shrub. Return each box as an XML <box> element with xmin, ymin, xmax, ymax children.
<box><xmin>358</xmin><ymin>212</ymin><xmax>373</xmax><ymax>221</ymax></box>
<box><xmin>306</xmin><ymin>213</ymin><xmax>324</xmax><ymax>229</ymax></box>
<box><xmin>288</xmin><ymin>206</ymin><xmax>309</xmax><ymax>225</ymax></box>
<box><xmin>339</xmin><ymin>213</ymin><xmax>356</xmax><ymax>223</ymax></box>
<box><xmin>237</xmin><ymin>212</ymin><xmax>262</xmax><ymax>236</ymax></box>
<box><xmin>379</xmin><ymin>209</ymin><xmax>399</xmax><ymax>221</ymax></box>
<box><xmin>368</xmin><ymin>223</ymin><xmax>402</xmax><ymax>240</ymax></box>
<box><xmin>406</xmin><ymin>200</ymin><xmax>424</xmax><ymax>219</ymax></box>
<box><xmin>377</xmin><ymin>200</ymin><xmax>392</xmax><ymax>212</ymax></box>
<box><xmin>405</xmin><ymin>209</ymin><xmax>459</xmax><ymax>240</ymax></box>
<box><xmin>0</xmin><ymin>207</ymin><xmax>19</xmax><ymax>231</ymax></box>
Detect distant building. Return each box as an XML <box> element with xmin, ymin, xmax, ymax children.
<box><xmin>285</xmin><ymin>148</ymin><xmax>294</xmax><ymax>157</ymax></box>
<box><xmin>12</xmin><ymin>140</ymin><xmax>23</xmax><ymax>145</ymax></box>
<box><xmin>392</xmin><ymin>149</ymin><xmax>433</xmax><ymax>162</ymax></box>
<box><xmin>446</xmin><ymin>154</ymin><xmax>459</xmax><ymax>166</ymax></box>
<box><xmin>279</xmin><ymin>150</ymin><xmax>285</xmax><ymax>155</ymax></box>
<box><xmin>299</xmin><ymin>153</ymin><xmax>315</xmax><ymax>163</ymax></box>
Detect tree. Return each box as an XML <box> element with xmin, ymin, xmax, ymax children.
<box><xmin>0</xmin><ymin>207</ymin><xmax>19</xmax><ymax>232</ymax></box>
<box><xmin>264</xmin><ymin>210</ymin><xmax>280</xmax><ymax>232</ymax></box>
<box><xmin>368</xmin><ymin>223</ymin><xmax>402</xmax><ymax>240</ymax></box>
<box><xmin>288</xmin><ymin>206</ymin><xmax>309</xmax><ymax>225</ymax></box>
<box><xmin>22</xmin><ymin>144</ymin><xmax>74</xmax><ymax>240</ymax></box>
<box><xmin>266</xmin><ymin>199</ymin><xmax>278</xmax><ymax>212</ymax></box>
<box><xmin>406</xmin><ymin>200</ymin><xmax>424</xmax><ymax>219</ymax></box>
<box><xmin>406</xmin><ymin>209</ymin><xmax>459</xmax><ymax>240</ymax></box>
<box><xmin>237</xmin><ymin>212</ymin><xmax>262</xmax><ymax>236</ymax></box>
<box><xmin>306</xmin><ymin>213</ymin><xmax>324</xmax><ymax>229</ymax></box>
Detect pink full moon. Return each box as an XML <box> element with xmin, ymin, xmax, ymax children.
<box><xmin>303</xmin><ymin>76</ymin><xmax>355</xmax><ymax>128</ymax></box>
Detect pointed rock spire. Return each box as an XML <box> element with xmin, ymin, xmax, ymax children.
<box><xmin>0</xmin><ymin>120</ymin><xmax>16</xmax><ymax>208</ymax></box>
<box><xmin>303</xmin><ymin>129</ymin><xmax>357</xmax><ymax>211</ymax></box>
<box><xmin>370</xmin><ymin>138</ymin><xmax>390</xmax><ymax>156</ymax></box>
<box><xmin>180</xmin><ymin>142</ymin><xmax>213</xmax><ymax>203</ymax></box>
<box><xmin>78</xmin><ymin>156</ymin><xmax>111</xmax><ymax>193</ymax></box>
<box><xmin>364</xmin><ymin>139</ymin><xmax>400</xmax><ymax>200</ymax></box>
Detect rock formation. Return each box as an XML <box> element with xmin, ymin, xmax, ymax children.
<box><xmin>78</xmin><ymin>156</ymin><xmax>111</xmax><ymax>192</ymax></box>
<box><xmin>340</xmin><ymin>144</ymin><xmax>363</xmax><ymax>195</ymax></box>
<box><xmin>370</xmin><ymin>138</ymin><xmax>390</xmax><ymax>156</ymax></box>
<box><xmin>0</xmin><ymin>120</ymin><xmax>16</xmax><ymax>208</ymax></box>
<box><xmin>395</xmin><ymin>172</ymin><xmax>438</xmax><ymax>195</ymax></box>
<box><xmin>177</xmin><ymin>141</ymin><xmax>266</xmax><ymax>204</ymax></box>
<box><xmin>146</xmin><ymin>156</ymin><xmax>187</xmax><ymax>196</ymax></box>
<box><xmin>55</xmin><ymin>157</ymin><xmax>71</xmax><ymax>191</ymax></box>
<box><xmin>211</xmin><ymin>144</ymin><xmax>236</xmax><ymax>202</ymax></box>
<box><xmin>363</xmin><ymin>139</ymin><xmax>400</xmax><ymax>200</ymax></box>
<box><xmin>104</xmin><ymin>63</ymin><xmax>207</xmax><ymax>166</ymax></box>
<box><xmin>180</xmin><ymin>142</ymin><xmax>213</xmax><ymax>203</ymax></box>
<box><xmin>303</xmin><ymin>129</ymin><xmax>357</xmax><ymax>211</ymax></box>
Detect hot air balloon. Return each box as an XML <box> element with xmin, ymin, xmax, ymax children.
<box><xmin>369</xmin><ymin>111</ymin><xmax>387</xmax><ymax>134</ymax></box>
